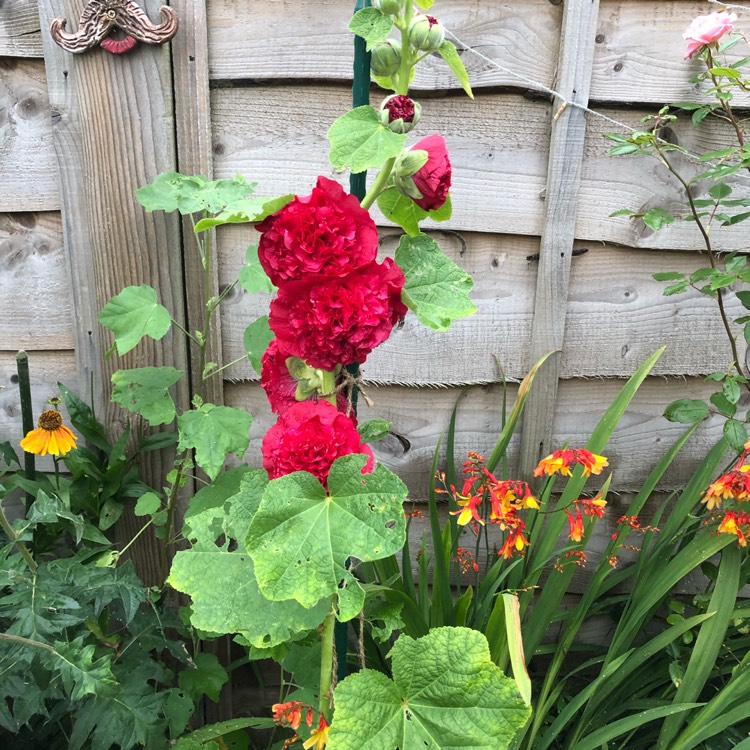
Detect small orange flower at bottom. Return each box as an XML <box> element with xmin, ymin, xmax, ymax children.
<box><xmin>303</xmin><ymin>717</ymin><xmax>329</xmax><ymax>750</ymax></box>
<box><xmin>718</xmin><ymin>511</ymin><xmax>750</xmax><ymax>547</ymax></box>
<box><xmin>20</xmin><ymin>410</ymin><xmax>78</xmax><ymax>457</ymax></box>
<box><xmin>534</xmin><ymin>448</ymin><xmax>608</xmax><ymax>478</ymax></box>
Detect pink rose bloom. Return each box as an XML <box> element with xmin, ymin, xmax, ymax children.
<box><xmin>255</xmin><ymin>176</ymin><xmax>378</xmax><ymax>286</ymax></box>
<box><xmin>261</xmin><ymin>400</ymin><xmax>374</xmax><ymax>486</ymax></box>
<box><xmin>683</xmin><ymin>11</ymin><xmax>737</xmax><ymax>59</ymax></box>
<box><xmin>261</xmin><ymin>338</ymin><xmax>350</xmax><ymax>415</ymax></box>
<box><xmin>269</xmin><ymin>259</ymin><xmax>407</xmax><ymax>370</ymax></box>
<box><xmin>411</xmin><ymin>134</ymin><xmax>452</xmax><ymax>211</ymax></box>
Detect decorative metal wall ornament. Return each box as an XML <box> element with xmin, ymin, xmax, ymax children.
<box><xmin>50</xmin><ymin>1</ymin><xmax>178</xmax><ymax>55</ymax></box>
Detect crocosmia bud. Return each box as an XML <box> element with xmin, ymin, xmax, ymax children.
<box><xmin>379</xmin><ymin>94</ymin><xmax>421</xmax><ymax>134</ymax></box>
<box><xmin>372</xmin><ymin>0</ymin><xmax>403</xmax><ymax>15</ymax></box>
<box><xmin>370</xmin><ymin>39</ymin><xmax>402</xmax><ymax>77</ymax></box>
<box><xmin>408</xmin><ymin>14</ymin><xmax>445</xmax><ymax>52</ymax></box>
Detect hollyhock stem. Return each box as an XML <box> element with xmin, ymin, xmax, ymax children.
<box><xmin>319</xmin><ymin>611</ymin><xmax>336</xmax><ymax>720</ymax></box>
<box><xmin>360</xmin><ymin>157</ymin><xmax>396</xmax><ymax>210</ymax></box>
<box><xmin>321</xmin><ymin>370</ymin><xmax>337</xmax><ymax>406</ymax></box>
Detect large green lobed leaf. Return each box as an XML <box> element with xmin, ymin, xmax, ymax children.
<box><xmin>396</xmin><ymin>233</ymin><xmax>476</xmax><ymax>331</ymax></box>
<box><xmin>111</xmin><ymin>366</ymin><xmax>183</xmax><ymax>425</ymax></box>
<box><xmin>98</xmin><ymin>285</ymin><xmax>171</xmax><ymax>356</ymax></box>
<box><xmin>246</xmin><ymin>455</ymin><xmax>408</xmax><ymax>621</ymax></box>
<box><xmin>329</xmin><ymin>627</ymin><xmax>530</xmax><ymax>749</ymax></box>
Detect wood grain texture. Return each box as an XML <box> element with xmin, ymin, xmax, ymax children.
<box><xmin>519</xmin><ymin>0</ymin><xmax>600</xmax><ymax>478</ymax></box>
<box><xmin>217</xmin><ymin>228</ymin><xmax>745</xmax><ymax>384</ymax></box>
<box><xmin>223</xmin><ymin>376</ymin><xmax>730</xmax><ymax>497</ymax></box>
<box><xmin>0</xmin><ymin>59</ymin><xmax>58</xmax><ymax>211</ymax></box>
<box><xmin>0</xmin><ymin>212</ymin><xmax>74</xmax><ymax>350</ymax></box>
<box><xmin>37</xmin><ymin>0</ymin><xmax>190</xmax><ymax>585</ymax></box>
<box><xmin>0</xmin><ymin>0</ymin><xmax>43</xmax><ymax>57</ymax></box>
<box><xmin>211</xmin><ymin>85</ymin><xmax>750</xmax><ymax>251</ymax></box>
<box><xmin>206</xmin><ymin>1</ymin><xmax>747</xmax><ymax>105</ymax></box>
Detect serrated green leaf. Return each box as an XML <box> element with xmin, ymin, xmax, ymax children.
<box><xmin>329</xmin><ymin>627</ymin><xmax>530</xmax><ymax>749</ymax></box>
<box><xmin>377</xmin><ymin>188</ymin><xmax>452</xmax><ymax>235</ymax></box>
<box><xmin>239</xmin><ymin>244</ymin><xmax>275</xmax><ymax>294</ymax></box>
<box><xmin>609</xmin><ymin>208</ymin><xmax>635</xmax><ymax>217</ymax></box>
<box><xmin>328</xmin><ymin>106</ymin><xmax>407</xmax><ymax>173</ymax></box>
<box><xmin>395</xmin><ymin>233</ymin><xmax>476</xmax><ymax>331</ymax></box>
<box><xmin>98</xmin><ymin>286</ymin><xmax>171</xmax><ymax>356</ymax></box>
<box><xmin>653</xmin><ymin>271</ymin><xmax>685</xmax><ymax>282</ymax></box>
<box><xmin>178</xmin><ymin>652</ymin><xmax>228</xmax><ymax>703</ymax></box>
<box><xmin>723</xmin><ymin>419</ymin><xmax>748</xmax><ymax>452</ymax></box>
<box><xmin>246</xmin><ymin>455</ymin><xmax>408</xmax><ymax>621</ymax></box>
<box><xmin>243</xmin><ymin>316</ymin><xmax>273</xmax><ymax>377</ymax></box>
<box><xmin>136</xmin><ymin>173</ymin><xmax>255</xmax><ymax>215</ymax></box>
<box><xmin>134</xmin><ymin>492</ymin><xmax>161</xmax><ymax>517</ymax></box>
<box><xmin>177</xmin><ymin>404</ymin><xmax>252</xmax><ymax>481</ymax></box>
<box><xmin>26</xmin><ymin>490</ymin><xmax>86</xmax><ymax>544</ymax></box>
<box><xmin>358</xmin><ymin>419</ymin><xmax>392</xmax><ymax>443</ymax></box>
<box><xmin>709</xmin><ymin>183</ymin><xmax>732</xmax><ymax>200</ymax></box>
<box><xmin>664</xmin><ymin>398</ymin><xmax>709</xmax><ymax>424</ymax></box>
<box><xmin>692</xmin><ymin>107</ymin><xmax>713</xmax><ymax>126</ymax></box>
<box><xmin>643</xmin><ymin>207</ymin><xmax>675</xmax><ymax>231</ymax></box>
<box><xmin>169</xmin><ymin>471</ymin><xmax>330</xmax><ymax>647</ymax></box>
<box><xmin>348</xmin><ymin>7</ymin><xmax>393</xmax><ymax>50</ymax></box>
<box><xmin>47</xmin><ymin>638</ymin><xmax>117</xmax><ymax>702</ymax></box>
<box><xmin>710</xmin><ymin>392</ymin><xmax>736</xmax><ymax>418</ymax></box>
<box><xmin>111</xmin><ymin>367</ymin><xmax>183</xmax><ymax>425</ymax></box>
<box><xmin>438</xmin><ymin>40</ymin><xmax>474</xmax><ymax>99</ymax></box>
<box><xmin>193</xmin><ymin>194</ymin><xmax>294</xmax><ymax>233</ymax></box>
<box><xmin>723</xmin><ymin>377</ymin><xmax>741</xmax><ymax>405</ymax></box>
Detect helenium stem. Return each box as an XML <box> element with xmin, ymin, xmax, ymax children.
<box><xmin>319</xmin><ymin>611</ymin><xmax>336</xmax><ymax>720</ymax></box>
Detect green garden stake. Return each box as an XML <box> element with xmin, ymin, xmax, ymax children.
<box><xmin>336</xmin><ymin>0</ymin><xmax>372</xmax><ymax>686</ymax></box>
<box><xmin>16</xmin><ymin>350</ymin><xmax>36</xmax><ymax>507</ymax></box>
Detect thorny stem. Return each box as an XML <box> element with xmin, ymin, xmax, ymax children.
<box><xmin>0</xmin><ymin>501</ymin><xmax>37</xmax><ymax>574</ymax></box>
<box><xmin>319</xmin><ymin>611</ymin><xmax>336</xmax><ymax>720</ymax></box>
<box><xmin>654</xmin><ymin>141</ymin><xmax>749</xmax><ymax>388</ymax></box>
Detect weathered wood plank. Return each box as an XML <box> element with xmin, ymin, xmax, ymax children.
<box><xmin>0</xmin><ymin>0</ymin><xmax>43</xmax><ymax>57</ymax></box>
<box><xmin>519</xmin><ymin>0</ymin><xmax>600</xmax><ymax>478</ymax></box>
<box><xmin>0</xmin><ymin>59</ymin><xmax>58</xmax><ymax>212</ymax></box>
<box><xmin>223</xmin><ymin>377</ymin><xmax>728</xmax><ymax>498</ymax></box>
<box><xmin>217</xmin><ymin>228</ymin><xmax>745</xmax><ymax>383</ymax></box>
<box><xmin>206</xmin><ymin>1</ymin><xmax>747</xmax><ymax>106</ymax></box>
<box><xmin>211</xmin><ymin>85</ymin><xmax>749</xmax><ymax>251</ymax></box>
<box><xmin>0</xmin><ymin>212</ymin><xmax>74</xmax><ymax>350</ymax></box>
<box><xmin>37</xmin><ymin>0</ymin><xmax>190</xmax><ymax>586</ymax></box>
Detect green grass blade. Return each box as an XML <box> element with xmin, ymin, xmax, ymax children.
<box><xmin>503</xmin><ymin>593</ymin><xmax>531</xmax><ymax>706</ymax></box>
<box><xmin>428</xmin><ymin>435</ymin><xmax>453</xmax><ymax>627</ymax></box>
<box><xmin>656</xmin><ymin>542</ymin><xmax>743</xmax><ymax>749</ymax></box>
<box><xmin>454</xmin><ymin>585</ymin><xmax>473</xmax><ymax>626</ymax></box>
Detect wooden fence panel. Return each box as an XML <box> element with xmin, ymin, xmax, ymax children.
<box><xmin>0</xmin><ymin>0</ymin><xmax>43</xmax><ymax>57</ymax></box>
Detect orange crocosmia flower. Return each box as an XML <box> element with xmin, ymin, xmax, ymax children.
<box><xmin>20</xmin><ymin>409</ymin><xmax>78</xmax><ymax>457</ymax></box>
<box><xmin>499</xmin><ymin>525</ymin><xmax>529</xmax><ymax>559</ymax></box>
<box><xmin>272</xmin><ymin>701</ymin><xmax>304</xmax><ymax>730</ymax></box>
<box><xmin>578</xmin><ymin>495</ymin><xmax>607</xmax><ymax>518</ymax></box>
<box><xmin>303</xmin><ymin>717</ymin><xmax>329</xmax><ymax>750</ymax></box>
<box><xmin>450</xmin><ymin>493</ymin><xmax>484</xmax><ymax>527</ymax></box>
<box><xmin>718</xmin><ymin>510</ymin><xmax>750</xmax><ymax>547</ymax></box>
<box><xmin>490</xmin><ymin>480</ymin><xmax>538</xmax><ymax>519</ymax></box>
<box><xmin>566</xmin><ymin>507</ymin><xmax>585</xmax><ymax>543</ymax></box>
<box><xmin>702</xmin><ymin>468</ymin><xmax>750</xmax><ymax>510</ymax></box>
<box><xmin>534</xmin><ymin>448</ymin><xmax>608</xmax><ymax>478</ymax></box>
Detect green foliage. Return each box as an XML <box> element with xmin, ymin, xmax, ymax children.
<box><xmin>664</xmin><ymin>398</ymin><xmax>710</xmax><ymax>424</ymax></box>
<box><xmin>111</xmin><ymin>366</ymin><xmax>184</xmax><ymax>425</ymax></box>
<box><xmin>136</xmin><ymin>173</ymin><xmax>256</xmax><ymax>216</ymax></box>
<box><xmin>438</xmin><ymin>40</ymin><xmax>474</xmax><ymax>99</ymax></box>
<box><xmin>193</xmin><ymin>194</ymin><xmax>294</xmax><ymax>233</ymax></box>
<box><xmin>396</xmin><ymin>232</ymin><xmax>477</xmax><ymax>331</ymax></box>
<box><xmin>358</xmin><ymin>419</ymin><xmax>392</xmax><ymax>443</ymax></box>
<box><xmin>327</xmin><ymin>106</ymin><xmax>407</xmax><ymax>173</ymax></box>
<box><xmin>329</xmin><ymin>628</ymin><xmax>530</xmax><ymax>749</ymax></box>
<box><xmin>349</xmin><ymin>7</ymin><xmax>393</xmax><ymax>50</ymax></box>
<box><xmin>98</xmin><ymin>285</ymin><xmax>172</xmax><ymax>356</ymax></box>
<box><xmin>247</xmin><ymin>455</ymin><xmax>408</xmax><ymax>621</ymax></box>
<box><xmin>178</xmin><ymin>653</ymin><xmax>228</xmax><ymax>703</ymax></box>
<box><xmin>377</xmin><ymin>188</ymin><xmax>452</xmax><ymax>235</ymax></box>
<box><xmin>238</xmin><ymin>244</ymin><xmax>275</xmax><ymax>294</ymax></box>
<box><xmin>177</xmin><ymin>401</ymin><xmax>252</xmax><ymax>481</ymax></box>
<box><xmin>243</xmin><ymin>315</ymin><xmax>274</xmax><ymax>376</ymax></box>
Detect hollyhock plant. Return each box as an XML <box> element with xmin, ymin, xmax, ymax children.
<box><xmin>410</xmin><ymin>134</ymin><xmax>452</xmax><ymax>211</ymax></box>
<box><xmin>261</xmin><ymin>400</ymin><xmax>374</xmax><ymax>485</ymax></box>
<box><xmin>255</xmin><ymin>175</ymin><xmax>378</xmax><ymax>286</ymax></box>
<box><xmin>269</xmin><ymin>258</ymin><xmax>407</xmax><ymax>370</ymax></box>
<box><xmin>683</xmin><ymin>11</ymin><xmax>737</xmax><ymax>59</ymax></box>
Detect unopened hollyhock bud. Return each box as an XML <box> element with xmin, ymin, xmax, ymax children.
<box><xmin>370</xmin><ymin>39</ymin><xmax>402</xmax><ymax>77</ymax></box>
<box><xmin>379</xmin><ymin>93</ymin><xmax>421</xmax><ymax>134</ymax></box>
<box><xmin>408</xmin><ymin>14</ymin><xmax>445</xmax><ymax>52</ymax></box>
<box><xmin>404</xmin><ymin>134</ymin><xmax>452</xmax><ymax>211</ymax></box>
<box><xmin>372</xmin><ymin>0</ymin><xmax>403</xmax><ymax>16</ymax></box>
<box><xmin>393</xmin><ymin>148</ymin><xmax>429</xmax><ymax>200</ymax></box>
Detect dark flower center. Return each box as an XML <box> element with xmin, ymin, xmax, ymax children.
<box><xmin>385</xmin><ymin>95</ymin><xmax>416</xmax><ymax>122</ymax></box>
<box><xmin>38</xmin><ymin>410</ymin><xmax>63</xmax><ymax>432</ymax></box>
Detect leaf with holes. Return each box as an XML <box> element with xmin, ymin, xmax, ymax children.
<box><xmin>111</xmin><ymin>367</ymin><xmax>183</xmax><ymax>425</ymax></box>
<box><xmin>349</xmin><ymin>7</ymin><xmax>394</xmax><ymax>50</ymax></box>
<box><xmin>396</xmin><ymin>232</ymin><xmax>476</xmax><ymax>331</ymax></box>
<box><xmin>136</xmin><ymin>173</ymin><xmax>256</xmax><ymax>215</ymax></box>
<box><xmin>168</xmin><ymin>471</ymin><xmax>330</xmax><ymax>648</ymax></box>
<box><xmin>246</xmin><ymin>455</ymin><xmax>408</xmax><ymax>622</ymax></box>
<box><xmin>328</xmin><ymin>627</ymin><xmax>530</xmax><ymax>749</ymax></box>
<box><xmin>193</xmin><ymin>194</ymin><xmax>294</xmax><ymax>233</ymax></box>
<box><xmin>177</xmin><ymin>403</ymin><xmax>252</xmax><ymax>481</ymax></box>
<box><xmin>98</xmin><ymin>286</ymin><xmax>172</xmax><ymax>356</ymax></box>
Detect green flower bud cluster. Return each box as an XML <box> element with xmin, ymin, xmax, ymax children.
<box><xmin>408</xmin><ymin>14</ymin><xmax>445</xmax><ymax>52</ymax></box>
<box><xmin>371</xmin><ymin>39</ymin><xmax>402</xmax><ymax>77</ymax></box>
<box><xmin>372</xmin><ymin>0</ymin><xmax>403</xmax><ymax>15</ymax></box>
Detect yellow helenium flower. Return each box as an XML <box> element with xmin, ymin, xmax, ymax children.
<box><xmin>20</xmin><ymin>410</ymin><xmax>77</xmax><ymax>457</ymax></box>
